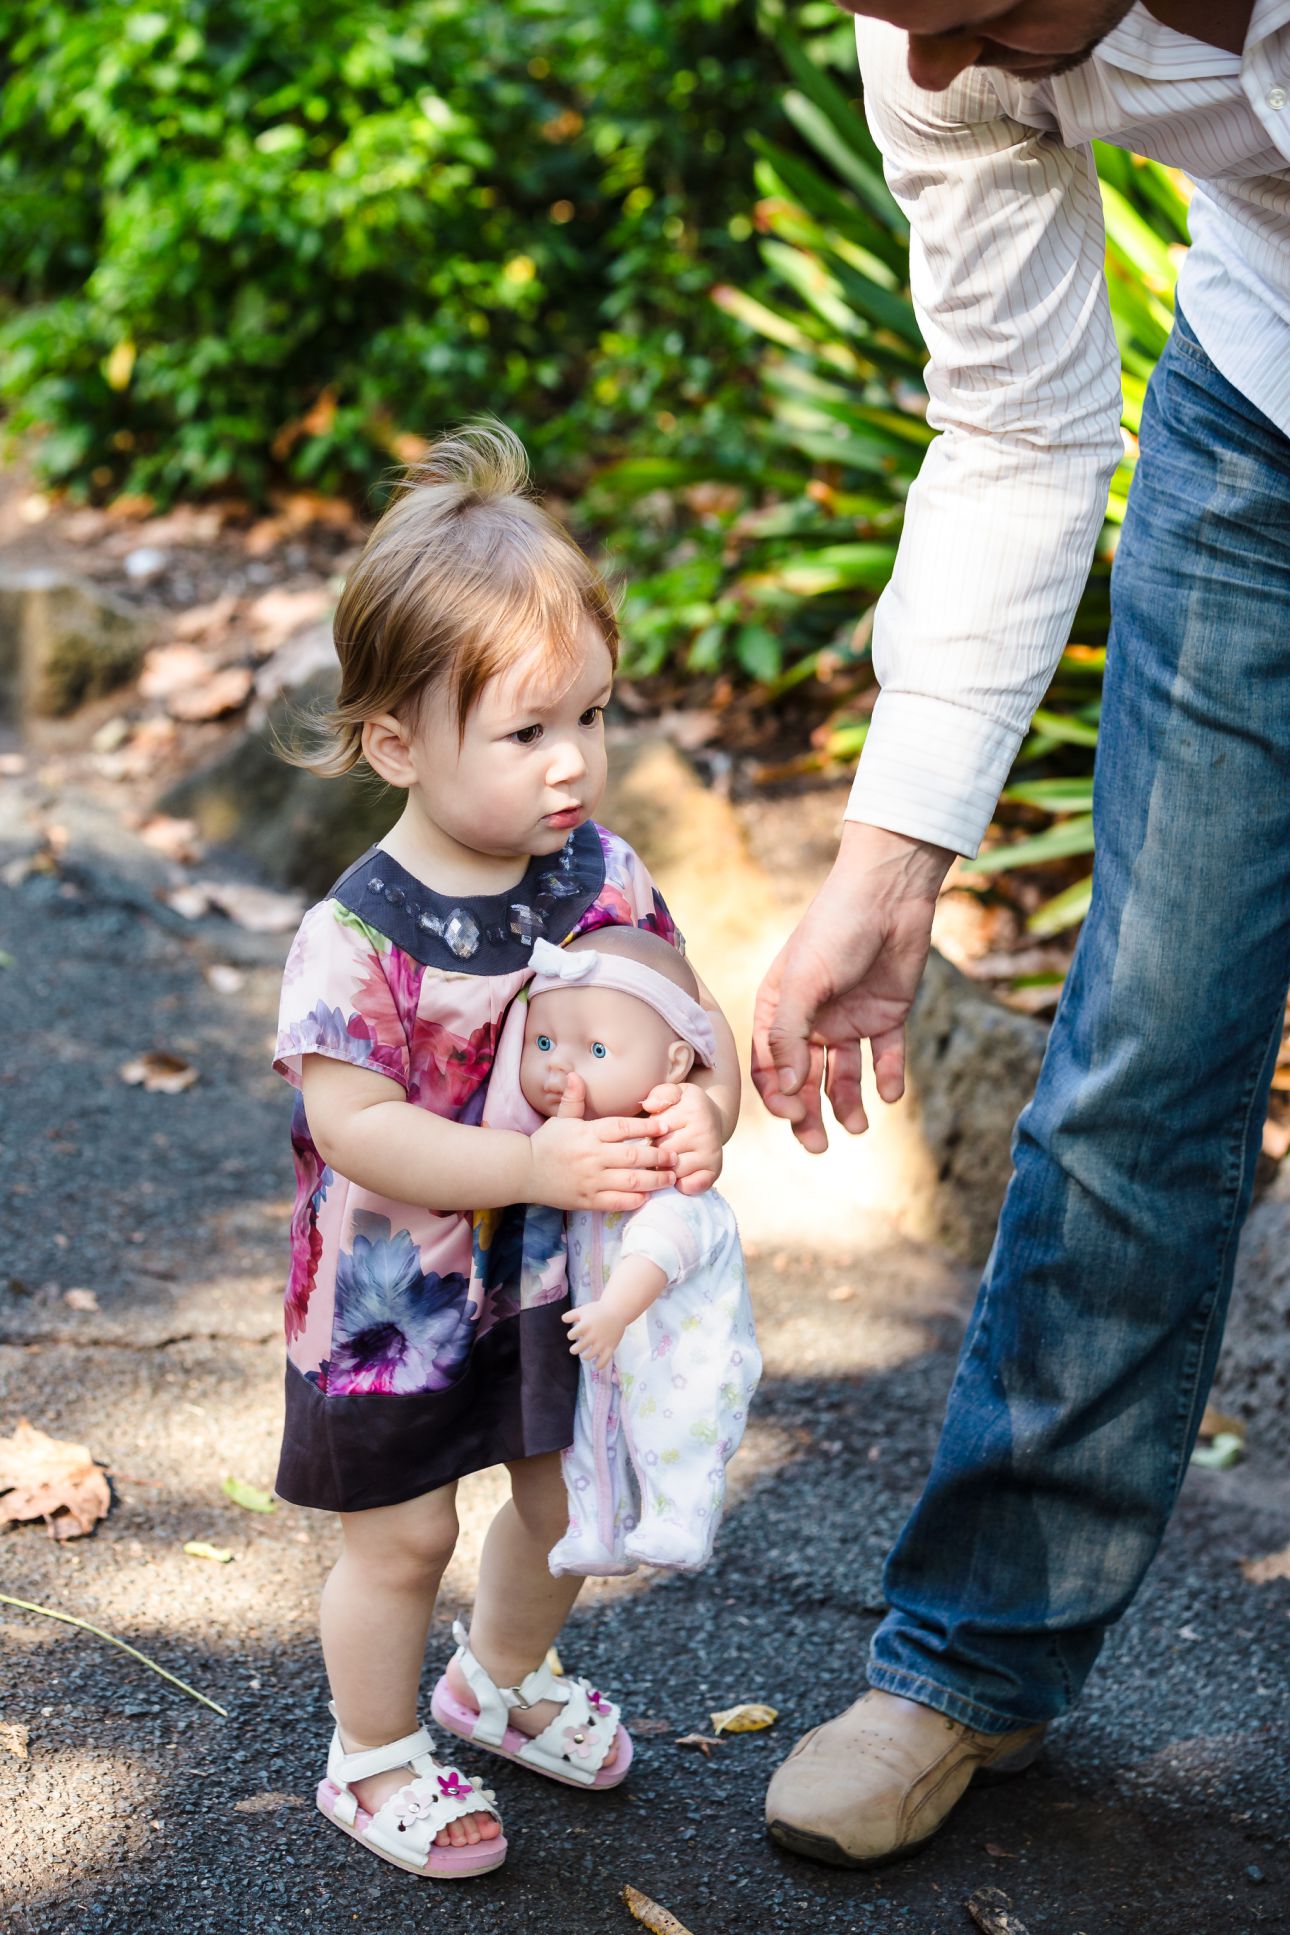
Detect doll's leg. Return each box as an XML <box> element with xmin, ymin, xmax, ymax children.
<box><xmin>320</xmin><ymin>1484</ymin><xmax>501</xmax><ymax>1846</ymax></box>
<box><xmin>622</xmin><ymin>1366</ymin><xmax>725</xmax><ymax>1570</ymax></box>
<box><xmin>442</xmin><ymin>1450</ymin><xmax>621</xmax><ymax>1766</ymax></box>
<box><xmin>549</xmin><ymin>1369</ymin><xmax>637</xmax><ymax>1576</ymax></box>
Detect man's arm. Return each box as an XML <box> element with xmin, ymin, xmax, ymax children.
<box><xmin>848</xmin><ymin>19</ymin><xmax>1124</xmax><ymax>856</ymax></box>
<box><xmin>754</xmin><ymin>23</ymin><xmax>1124</xmax><ymax>1145</ymax></box>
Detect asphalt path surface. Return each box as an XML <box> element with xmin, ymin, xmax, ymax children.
<box><xmin>2</xmin><ymin>806</ymin><xmax>1288</xmax><ymax>1935</ymax></box>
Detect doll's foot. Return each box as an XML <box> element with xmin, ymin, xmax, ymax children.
<box><xmin>441</xmin><ymin>1654</ymin><xmax>620</xmax><ymax>1771</ymax></box>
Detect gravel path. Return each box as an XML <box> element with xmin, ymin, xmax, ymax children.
<box><xmin>2</xmin><ymin>790</ymin><xmax>1288</xmax><ymax>1935</ymax></box>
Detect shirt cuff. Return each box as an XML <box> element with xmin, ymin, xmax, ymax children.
<box><xmin>619</xmin><ymin>1224</ymin><xmax>682</xmax><ymax>1286</ymax></box>
<box><xmin>844</xmin><ymin>689</ymin><xmax>1024</xmax><ymax>857</ymax></box>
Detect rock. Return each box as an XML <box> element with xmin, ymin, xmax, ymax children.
<box><xmin>605</xmin><ymin>733</ymin><xmax>1043</xmax><ymax>1265</ymax></box>
<box><xmin>158</xmin><ymin>650</ymin><xmax>392</xmax><ymax>899</ymax></box>
<box><xmin>899</xmin><ymin>949</ymin><xmax>1048</xmax><ymax>1263</ymax></box>
<box><xmin>1209</xmin><ymin>1165</ymin><xmax>1290</xmax><ymax>1461</ymax></box>
<box><xmin>0</xmin><ymin>567</ymin><xmax>152</xmax><ymax>719</ymax></box>
<box><xmin>123</xmin><ymin>546</ymin><xmax>169</xmax><ymax>583</ymax></box>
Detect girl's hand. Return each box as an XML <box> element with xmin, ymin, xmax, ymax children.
<box><xmin>529</xmin><ymin>1091</ymin><xmax>673</xmax><ymax>1213</ymax></box>
<box><xmin>563</xmin><ymin>1300</ymin><xmax>626</xmax><ymax>1370</ymax></box>
<box><xmin>643</xmin><ymin>1081</ymin><xmax>723</xmax><ymax>1194</ymax></box>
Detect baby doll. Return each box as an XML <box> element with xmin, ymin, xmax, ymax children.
<box><xmin>487</xmin><ymin>926</ymin><xmax>761</xmax><ymax>1574</ymax></box>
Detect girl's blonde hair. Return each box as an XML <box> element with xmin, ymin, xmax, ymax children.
<box><xmin>293</xmin><ymin>421</ymin><xmax>619</xmax><ymax>776</ymax></box>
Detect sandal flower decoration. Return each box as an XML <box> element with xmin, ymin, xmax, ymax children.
<box><xmin>438</xmin><ymin>1770</ymin><xmax>473</xmax><ymax>1801</ymax></box>
<box><xmin>585</xmin><ymin>1687</ymin><xmax>610</xmax><ymax>1715</ymax></box>
<box><xmin>562</xmin><ymin>1724</ymin><xmax>598</xmax><ymax>1761</ymax></box>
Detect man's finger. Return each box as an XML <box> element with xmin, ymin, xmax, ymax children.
<box><xmin>870</xmin><ymin>1025</ymin><xmax>906</xmax><ymax>1105</ymax></box>
<box><xmin>825</xmin><ymin>1039</ymin><xmax>868</xmax><ymax>1137</ymax></box>
<box><xmin>790</xmin><ymin>1039</ymin><xmax>829</xmax><ymax>1154</ymax></box>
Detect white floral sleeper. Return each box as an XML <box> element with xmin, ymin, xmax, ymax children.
<box><xmin>548</xmin><ymin>1186</ymin><xmax>761</xmax><ymax>1576</ymax></box>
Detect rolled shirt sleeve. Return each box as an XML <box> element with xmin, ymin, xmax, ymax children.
<box><xmin>846</xmin><ymin>20</ymin><xmax>1125</xmax><ymax>856</ymax></box>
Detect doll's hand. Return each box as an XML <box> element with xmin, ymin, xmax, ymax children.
<box><xmin>642</xmin><ymin>1081</ymin><xmax>723</xmax><ymax>1194</ymax></box>
<box><xmin>563</xmin><ymin>1299</ymin><xmax>626</xmax><ymax>1371</ymax></box>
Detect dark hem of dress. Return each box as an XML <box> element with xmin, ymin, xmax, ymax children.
<box><xmin>275</xmin><ymin>1300</ymin><xmax>580</xmax><ymax>1514</ymax></box>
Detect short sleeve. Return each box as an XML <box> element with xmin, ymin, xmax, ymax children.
<box><xmin>273</xmin><ymin>899</ymin><xmax>411</xmax><ymax>1092</ymax></box>
<box><xmin>620</xmin><ymin>1193</ymin><xmax>722</xmax><ymax>1289</ymax></box>
<box><xmin>566</xmin><ymin>825</ymin><xmax>685</xmax><ymax>953</ymax></box>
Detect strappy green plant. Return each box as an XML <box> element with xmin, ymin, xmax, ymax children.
<box><xmin>599</xmin><ymin>16</ymin><xmax>1190</xmax><ymax>937</ymax></box>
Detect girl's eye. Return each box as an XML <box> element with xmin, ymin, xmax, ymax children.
<box><xmin>512</xmin><ymin>724</ymin><xmax>543</xmax><ymax>746</ymax></box>
<box><xmin>535</xmin><ymin>1034</ymin><xmax>554</xmax><ymax>1053</ymax></box>
<box><xmin>591</xmin><ymin>1041</ymin><xmax>608</xmax><ymax>1059</ymax></box>
<box><xmin>578</xmin><ymin>705</ymin><xmax>604</xmax><ymax>728</ymax></box>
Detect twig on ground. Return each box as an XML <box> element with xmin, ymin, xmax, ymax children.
<box><xmin>0</xmin><ymin>1592</ymin><xmax>228</xmax><ymax>1716</ymax></box>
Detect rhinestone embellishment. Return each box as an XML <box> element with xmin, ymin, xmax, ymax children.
<box><xmin>442</xmin><ymin>909</ymin><xmax>481</xmax><ymax>959</ymax></box>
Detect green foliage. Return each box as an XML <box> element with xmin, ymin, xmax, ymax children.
<box><xmin>597</xmin><ymin>17</ymin><xmax>1191</xmax><ymax>933</ymax></box>
<box><xmin>0</xmin><ymin>0</ymin><xmax>778</xmax><ymax>502</ymax></box>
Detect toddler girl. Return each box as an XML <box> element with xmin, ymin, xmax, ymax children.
<box><xmin>272</xmin><ymin>423</ymin><xmax>738</xmax><ymax>1879</ymax></box>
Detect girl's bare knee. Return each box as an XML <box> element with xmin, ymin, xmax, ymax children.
<box><xmin>341</xmin><ymin>1491</ymin><xmax>459</xmax><ymax>1589</ymax></box>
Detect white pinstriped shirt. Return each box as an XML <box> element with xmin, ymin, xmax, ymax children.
<box><xmin>846</xmin><ymin>4</ymin><xmax>1290</xmax><ymax>856</ymax></box>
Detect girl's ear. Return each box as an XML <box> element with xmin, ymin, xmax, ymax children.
<box><xmin>361</xmin><ymin>713</ymin><xmax>417</xmax><ymax>789</ymax></box>
<box><xmin>665</xmin><ymin>1039</ymin><xmax>696</xmax><ymax>1084</ymax></box>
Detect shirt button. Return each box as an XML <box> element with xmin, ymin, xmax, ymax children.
<box><xmin>1269</xmin><ymin>84</ymin><xmax>1288</xmax><ymax>110</ymax></box>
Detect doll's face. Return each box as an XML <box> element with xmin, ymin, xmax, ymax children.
<box><xmin>520</xmin><ymin>982</ymin><xmax>695</xmax><ymax>1119</ymax></box>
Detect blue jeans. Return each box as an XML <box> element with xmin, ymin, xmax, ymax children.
<box><xmin>868</xmin><ymin>310</ymin><xmax>1290</xmax><ymax>1731</ymax></box>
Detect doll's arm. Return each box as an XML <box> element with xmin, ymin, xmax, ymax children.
<box><xmin>644</xmin><ymin>969</ymin><xmax>739</xmax><ymax>1193</ymax></box>
<box><xmin>300</xmin><ymin>1055</ymin><xmax>672</xmax><ymax>1214</ymax></box>
<box><xmin>563</xmin><ymin>1253</ymin><xmax>668</xmax><ymax>1370</ymax></box>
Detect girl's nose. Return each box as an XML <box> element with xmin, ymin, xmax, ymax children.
<box><xmin>545</xmin><ymin>734</ymin><xmax>588</xmax><ymax>787</ymax></box>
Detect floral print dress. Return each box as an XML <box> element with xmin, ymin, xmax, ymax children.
<box><xmin>272</xmin><ymin>821</ymin><xmax>678</xmax><ymax>1513</ymax></box>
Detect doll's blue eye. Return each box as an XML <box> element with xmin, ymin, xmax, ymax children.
<box><xmin>591</xmin><ymin>1041</ymin><xmax>608</xmax><ymax>1059</ymax></box>
<box><xmin>536</xmin><ymin>1034</ymin><xmax>553</xmax><ymax>1053</ymax></box>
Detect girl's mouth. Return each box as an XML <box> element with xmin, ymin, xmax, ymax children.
<box><xmin>545</xmin><ymin>806</ymin><xmax>582</xmax><ymax>828</ymax></box>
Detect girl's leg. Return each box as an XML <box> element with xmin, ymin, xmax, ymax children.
<box><xmin>320</xmin><ymin>1483</ymin><xmax>500</xmax><ymax>1845</ymax></box>
<box><xmin>443</xmin><ymin>1451</ymin><xmax>619</xmax><ymax>1764</ymax></box>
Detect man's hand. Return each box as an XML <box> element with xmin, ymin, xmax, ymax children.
<box><xmin>563</xmin><ymin>1298</ymin><xmax>627</xmax><ymax>1370</ymax></box>
<box><xmin>643</xmin><ymin>1081</ymin><xmax>723</xmax><ymax>1194</ymax></box>
<box><xmin>751</xmin><ymin>821</ymin><xmax>954</xmax><ymax>1154</ymax></box>
<box><xmin>529</xmin><ymin>1073</ymin><xmax>674</xmax><ymax>1211</ymax></box>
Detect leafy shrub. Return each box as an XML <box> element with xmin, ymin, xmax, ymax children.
<box><xmin>0</xmin><ymin>0</ymin><xmax>780</xmax><ymax>503</ymax></box>
<box><xmin>594</xmin><ymin>17</ymin><xmax>1190</xmax><ymax>930</ymax></box>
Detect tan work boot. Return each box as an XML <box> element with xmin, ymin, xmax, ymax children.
<box><xmin>765</xmin><ymin>1689</ymin><xmax>1045</xmax><ymax>1868</ymax></box>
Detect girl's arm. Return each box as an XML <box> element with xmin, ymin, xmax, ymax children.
<box><xmin>690</xmin><ymin>968</ymin><xmax>740</xmax><ymax>1142</ymax></box>
<box><xmin>563</xmin><ymin>1253</ymin><xmax>668</xmax><ymax>1370</ymax></box>
<box><xmin>300</xmin><ymin>1054</ymin><xmax>673</xmax><ymax>1214</ymax></box>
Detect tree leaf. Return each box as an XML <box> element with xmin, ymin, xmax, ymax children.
<box><xmin>709</xmin><ymin>1702</ymin><xmax>778</xmax><ymax>1735</ymax></box>
<box><xmin>221</xmin><ymin>1475</ymin><xmax>276</xmax><ymax>1514</ymax></box>
<box><xmin>0</xmin><ymin>1419</ymin><xmax>111</xmax><ymax>1540</ymax></box>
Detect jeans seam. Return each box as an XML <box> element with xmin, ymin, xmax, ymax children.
<box><xmin>1163</xmin><ymin>991</ymin><xmax>1287</xmax><ymax>1506</ymax></box>
<box><xmin>866</xmin><ymin>1663</ymin><xmax>1029</xmax><ymax>1735</ymax></box>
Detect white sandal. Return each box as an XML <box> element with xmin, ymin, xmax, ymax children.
<box><xmin>316</xmin><ymin>1705</ymin><xmax>506</xmax><ymax>1878</ymax></box>
<box><xmin>429</xmin><ymin>1619</ymin><xmax>633</xmax><ymax>1791</ymax></box>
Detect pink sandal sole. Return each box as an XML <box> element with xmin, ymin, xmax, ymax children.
<box><xmin>429</xmin><ymin>1679</ymin><xmax>634</xmax><ymax>1790</ymax></box>
<box><xmin>316</xmin><ymin>1778</ymin><xmax>507</xmax><ymax>1878</ymax></box>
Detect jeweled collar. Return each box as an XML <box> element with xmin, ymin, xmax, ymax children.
<box><xmin>327</xmin><ymin>821</ymin><xmax>607</xmax><ymax>973</ymax></box>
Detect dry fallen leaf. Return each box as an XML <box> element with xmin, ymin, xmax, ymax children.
<box><xmin>62</xmin><ymin>1288</ymin><xmax>100</xmax><ymax>1313</ymax></box>
<box><xmin>709</xmin><ymin>1703</ymin><xmax>777</xmax><ymax>1735</ymax></box>
<box><xmin>192</xmin><ymin>879</ymin><xmax>305</xmax><ymax>933</ymax></box>
<box><xmin>138</xmin><ymin>642</ymin><xmax>212</xmax><ymax>703</ymax></box>
<box><xmin>183</xmin><ymin>1541</ymin><xmax>234</xmax><ymax>1565</ymax></box>
<box><xmin>629</xmin><ymin>1716</ymin><xmax>672</xmax><ymax>1736</ymax></box>
<box><xmin>966</xmin><ymin>1886</ymin><xmax>1032</xmax><ymax>1935</ymax></box>
<box><xmin>0</xmin><ymin>1722</ymin><xmax>30</xmax><ymax>1760</ymax></box>
<box><xmin>166</xmin><ymin>664</ymin><xmax>254</xmax><ymax>723</ymax></box>
<box><xmin>1240</xmin><ymin>1544</ymin><xmax>1290</xmax><ymax>1585</ymax></box>
<box><xmin>119</xmin><ymin>1051</ymin><xmax>199</xmax><ymax>1095</ymax></box>
<box><xmin>544</xmin><ymin>1645</ymin><xmax>564</xmax><ymax>1676</ymax></box>
<box><xmin>622</xmin><ymin>1885</ymin><xmax>696</xmax><ymax>1935</ymax></box>
<box><xmin>0</xmin><ymin>1419</ymin><xmax>111</xmax><ymax>1539</ymax></box>
<box><xmin>675</xmin><ymin>1733</ymin><xmax>721</xmax><ymax>1757</ymax></box>
<box><xmin>827</xmin><ymin>1284</ymin><xmax>856</xmax><ymax>1303</ymax></box>
<box><xmin>986</xmin><ymin>1843</ymin><xmax>1018</xmax><ymax>1859</ymax></box>
<box><xmin>138</xmin><ymin>815</ymin><xmax>203</xmax><ymax>864</ymax></box>
<box><xmin>1199</xmin><ymin>1403</ymin><xmax>1246</xmax><ymax>1442</ymax></box>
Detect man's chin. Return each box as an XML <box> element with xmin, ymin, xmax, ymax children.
<box><xmin>975</xmin><ymin>42</ymin><xmax>1098</xmax><ymax>79</ymax></box>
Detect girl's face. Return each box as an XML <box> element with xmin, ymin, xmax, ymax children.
<box><xmin>520</xmin><ymin>985</ymin><xmax>694</xmax><ymax>1120</ymax></box>
<box><xmin>397</xmin><ymin>615</ymin><xmax>613</xmax><ymax>863</ymax></box>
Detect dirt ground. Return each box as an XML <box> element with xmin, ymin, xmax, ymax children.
<box><xmin>2</xmin><ymin>764</ymin><xmax>1289</xmax><ymax>1935</ymax></box>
